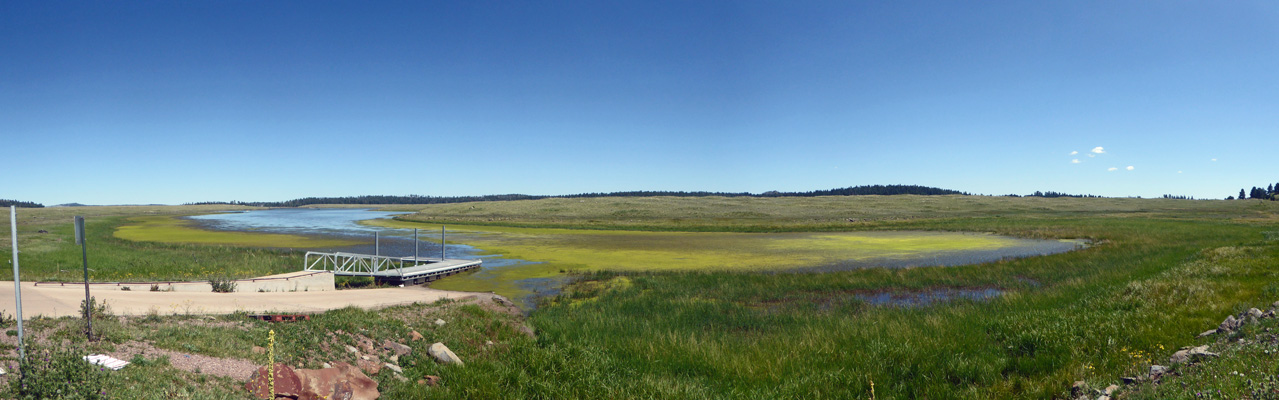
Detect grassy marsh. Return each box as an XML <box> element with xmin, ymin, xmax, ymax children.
<box><xmin>361</xmin><ymin>218</ymin><xmax>1075</xmax><ymax>300</ymax></box>
<box><xmin>4</xmin><ymin>197</ymin><xmax>1279</xmax><ymax>398</ymax></box>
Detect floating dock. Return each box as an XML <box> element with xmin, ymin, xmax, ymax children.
<box><xmin>303</xmin><ymin>251</ymin><xmax>481</xmax><ymax>286</ymax></box>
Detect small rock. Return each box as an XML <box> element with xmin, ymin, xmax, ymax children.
<box><xmin>36</xmin><ymin>229</ymin><xmax>48</xmax><ymax>234</ymax></box>
<box><xmin>1070</xmin><ymin>381</ymin><xmax>1087</xmax><ymax>398</ymax></box>
<box><xmin>1220</xmin><ymin>315</ymin><xmax>1240</xmax><ymax>332</ymax></box>
<box><xmin>1097</xmin><ymin>396</ymin><xmax>1111</xmax><ymax>400</ymax></box>
<box><xmin>383</xmin><ymin>340</ymin><xmax>412</xmax><ymax>356</ymax></box>
<box><xmin>428</xmin><ymin>342</ymin><xmax>464</xmax><ymax>365</ymax></box>
<box><xmin>322</xmin><ymin>362</ymin><xmax>333</xmax><ymax>369</ymax></box>
<box><xmin>409</xmin><ymin>330</ymin><xmax>424</xmax><ymax>341</ymax></box>
<box><xmin>344</xmin><ymin>345</ymin><xmax>358</xmax><ymax>354</ymax></box>
<box><xmin>434</xmin><ymin>318</ymin><xmax>447</xmax><ymax>327</ymax></box>
<box><xmin>393</xmin><ymin>373</ymin><xmax>408</xmax><ymax>382</ymax></box>
<box><xmin>485</xmin><ymin>340</ymin><xmax>494</xmax><ymax>346</ymax></box>
<box><xmin>1122</xmin><ymin>376</ymin><xmax>1139</xmax><ymax>384</ymax></box>
<box><xmin>251</xmin><ymin>346</ymin><xmax>266</xmax><ymax>354</ymax></box>
<box><xmin>384</xmin><ymin>363</ymin><xmax>403</xmax><ymax>374</ymax></box>
<box><xmin>492</xmin><ymin>295</ymin><xmax>514</xmax><ymax>307</ymax></box>
<box><xmin>1149</xmin><ymin>365</ymin><xmax>1168</xmax><ymax>377</ymax></box>
<box><xmin>517</xmin><ymin>324</ymin><xmax>535</xmax><ymax>338</ymax></box>
<box><xmin>357</xmin><ymin>358</ymin><xmax>382</xmax><ymax>375</ymax></box>
<box><xmin>418</xmin><ymin>375</ymin><xmax>442</xmax><ymax>386</ymax></box>
<box><xmin>1103</xmin><ymin>384</ymin><xmax>1118</xmax><ymax>395</ymax></box>
<box><xmin>1197</xmin><ymin>329</ymin><xmax>1218</xmax><ymax>338</ymax></box>
<box><xmin>389</xmin><ymin>354</ymin><xmax>399</xmax><ymax>363</ymax></box>
<box><xmin>1271</xmin><ymin>301</ymin><xmax>1279</xmax><ymax>311</ymax></box>
<box><xmin>1251</xmin><ymin>308</ymin><xmax>1266</xmax><ymax>319</ymax></box>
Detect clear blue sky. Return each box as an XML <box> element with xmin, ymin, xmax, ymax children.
<box><xmin>3</xmin><ymin>1</ymin><xmax>1276</xmax><ymax>205</ymax></box>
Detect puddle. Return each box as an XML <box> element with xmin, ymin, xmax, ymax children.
<box><xmin>855</xmin><ymin>287</ymin><xmax>1004</xmax><ymax>307</ymax></box>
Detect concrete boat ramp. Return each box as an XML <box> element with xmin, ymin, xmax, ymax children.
<box><xmin>0</xmin><ymin>276</ymin><xmax>481</xmax><ymax>318</ymax></box>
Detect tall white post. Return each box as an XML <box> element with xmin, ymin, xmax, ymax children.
<box><xmin>10</xmin><ymin>206</ymin><xmax>25</xmax><ymax>359</ymax></box>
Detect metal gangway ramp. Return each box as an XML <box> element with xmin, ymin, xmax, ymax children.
<box><xmin>304</xmin><ymin>251</ymin><xmax>481</xmax><ymax>286</ymax></box>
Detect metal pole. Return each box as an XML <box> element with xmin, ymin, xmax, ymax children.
<box><xmin>77</xmin><ymin>216</ymin><xmax>92</xmax><ymax>341</ymax></box>
<box><xmin>441</xmin><ymin>225</ymin><xmax>446</xmax><ymax>260</ymax></box>
<box><xmin>10</xmin><ymin>207</ymin><xmax>25</xmax><ymax>359</ymax></box>
<box><xmin>374</xmin><ymin>231</ymin><xmax>379</xmax><ymax>257</ymax></box>
<box><xmin>413</xmin><ymin>228</ymin><xmax>419</xmax><ymax>266</ymax></box>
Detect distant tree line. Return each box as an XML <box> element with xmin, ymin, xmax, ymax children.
<box><xmin>1006</xmin><ymin>191</ymin><xmax>1101</xmax><ymax>198</ymax></box>
<box><xmin>0</xmin><ymin>199</ymin><xmax>43</xmax><ymax>208</ymax></box>
<box><xmin>185</xmin><ymin>185</ymin><xmax>970</xmax><ymax>207</ymax></box>
<box><xmin>1161</xmin><ymin>194</ymin><xmax>1197</xmax><ymax>200</ymax></box>
<box><xmin>1230</xmin><ymin>183</ymin><xmax>1279</xmax><ymax>200</ymax></box>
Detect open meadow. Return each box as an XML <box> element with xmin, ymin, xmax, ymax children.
<box><xmin>1</xmin><ymin>196</ymin><xmax>1278</xmax><ymax>398</ymax></box>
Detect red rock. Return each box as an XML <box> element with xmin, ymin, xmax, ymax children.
<box><xmin>245</xmin><ymin>362</ymin><xmax>379</xmax><ymax>400</ymax></box>
<box><xmin>409</xmin><ymin>330</ymin><xmax>424</xmax><ymax>341</ymax></box>
<box><xmin>244</xmin><ymin>363</ymin><xmax>302</xmax><ymax>399</ymax></box>
<box><xmin>295</xmin><ymin>361</ymin><xmax>380</xmax><ymax>400</ymax></box>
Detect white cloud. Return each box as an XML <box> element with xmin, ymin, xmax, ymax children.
<box><xmin>1071</xmin><ymin>159</ymin><xmax>1081</xmax><ymax>164</ymax></box>
<box><xmin>1069</xmin><ymin>151</ymin><xmax>1078</xmax><ymax>155</ymax></box>
<box><xmin>1107</xmin><ymin>167</ymin><xmax>1118</xmax><ymax>172</ymax></box>
<box><xmin>1088</xmin><ymin>154</ymin><xmax>1096</xmax><ymax>158</ymax></box>
<box><xmin>1211</xmin><ymin>158</ymin><xmax>1218</xmax><ymax>162</ymax></box>
<box><xmin>1178</xmin><ymin>171</ymin><xmax>1183</xmax><ymax>174</ymax></box>
<box><xmin>1091</xmin><ymin>147</ymin><xmax>1105</xmax><ymax>154</ymax></box>
<box><xmin>1126</xmin><ymin>166</ymin><xmax>1134</xmax><ymax>171</ymax></box>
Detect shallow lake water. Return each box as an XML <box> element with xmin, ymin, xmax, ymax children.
<box><xmin>187</xmin><ymin>209</ymin><xmax>1081</xmax><ymax>308</ymax></box>
<box><xmin>187</xmin><ymin>209</ymin><xmax>556</xmax><ymax>304</ymax></box>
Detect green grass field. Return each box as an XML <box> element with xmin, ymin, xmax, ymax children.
<box><xmin>2</xmin><ymin>197</ymin><xmax>1278</xmax><ymax>398</ymax></box>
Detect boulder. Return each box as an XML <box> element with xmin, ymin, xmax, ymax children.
<box><xmin>1103</xmin><ymin>384</ymin><xmax>1118</xmax><ymax>395</ymax></box>
<box><xmin>1149</xmin><ymin>365</ymin><xmax>1168</xmax><ymax>377</ymax></box>
<box><xmin>383</xmin><ymin>340</ymin><xmax>412</xmax><ymax>356</ymax></box>
<box><xmin>1197</xmin><ymin>329</ymin><xmax>1218</xmax><ymax>338</ymax></box>
<box><xmin>245</xmin><ymin>363</ymin><xmax>303</xmax><ymax>399</ymax></box>
<box><xmin>428</xmin><ymin>342</ymin><xmax>464</xmax><ymax>365</ymax></box>
<box><xmin>434</xmin><ymin>318</ymin><xmax>447</xmax><ymax>327</ymax></box>
<box><xmin>344</xmin><ymin>345</ymin><xmax>359</xmax><ymax>354</ymax></box>
<box><xmin>409</xmin><ymin>330</ymin><xmax>424</xmax><ymax>341</ymax></box>
<box><xmin>1248</xmin><ymin>308</ymin><xmax>1265</xmax><ymax>321</ymax></box>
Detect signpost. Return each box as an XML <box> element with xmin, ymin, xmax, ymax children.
<box><xmin>74</xmin><ymin>216</ymin><xmax>92</xmax><ymax>341</ymax></box>
<box><xmin>10</xmin><ymin>206</ymin><xmax>25</xmax><ymax>359</ymax></box>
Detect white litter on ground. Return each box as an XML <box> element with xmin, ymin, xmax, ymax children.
<box><xmin>84</xmin><ymin>354</ymin><xmax>130</xmax><ymax>370</ymax></box>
